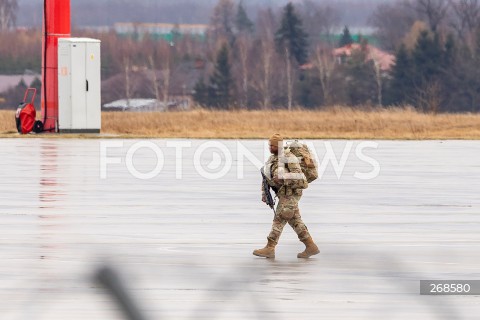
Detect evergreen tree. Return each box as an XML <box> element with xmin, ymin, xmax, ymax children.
<box><xmin>343</xmin><ymin>50</ymin><xmax>377</xmax><ymax>105</ymax></box>
<box><xmin>443</xmin><ymin>34</ymin><xmax>456</xmax><ymax>68</ymax></box>
<box><xmin>296</xmin><ymin>70</ymin><xmax>323</xmax><ymax>108</ymax></box>
<box><xmin>235</xmin><ymin>1</ymin><xmax>254</xmax><ymax>34</ymax></box>
<box><xmin>388</xmin><ymin>44</ymin><xmax>415</xmax><ymax>105</ymax></box>
<box><xmin>193</xmin><ymin>79</ymin><xmax>209</xmax><ymax>107</ymax></box>
<box><xmin>412</xmin><ymin>31</ymin><xmax>443</xmax><ymax>84</ymax></box>
<box><xmin>410</xmin><ymin>31</ymin><xmax>454</xmax><ymax>112</ymax></box>
<box><xmin>441</xmin><ymin>34</ymin><xmax>458</xmax><ymax>108</ymax></box>
<box><xmin>448</xmin><ymin>30</ymin><xmax>480</xmax><ymax>112</ymax></box>
<box><xmin>338</xmin><ymin>26</ymin><xmax>354</xmax><ymax>48</ymax></box>
<box><xmin>475</xmin><ymin>27</ymin><xmax>480</xmax><ymax>60</ymax></box>
<box><xmin>209</xmin><ymin>44</ymin><xmax>234</xmax><ymax>108</ymax></box>
<box><xmin>275</xmin><ymin>2</ymin><xmax>309</xmax><ymax>65</ymax></box>
<box><xmin>471</xmin><ymin>29</ymin><xmax>480</xmax><ymax>112</ymax></box>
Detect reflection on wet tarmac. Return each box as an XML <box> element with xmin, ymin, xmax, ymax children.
<box><xmin>0</xmin><ymin>139</ymin><xmax>479</xmax><ymax>319</ymax></box>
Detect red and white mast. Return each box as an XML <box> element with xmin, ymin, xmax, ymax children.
<box><xmin>41</xmin><ymin>0</ymin><xmax>71</xmax><ymax>132</ymax></box>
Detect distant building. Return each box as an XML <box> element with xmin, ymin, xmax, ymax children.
<box><xmin>333</xmin><ymin>43</ymin><xmax>395</xmax><ymax>71</ymax></box>
<box><xmin>114</xmin><ymin>23</ymin><xmax>208</xmax><ymax>41</ymax></box>
<box><xmin>103</xmin><ymin>97</ymin><xmax>191</xmax><ymax>112</ymax></box>
<box><xmin>299</xmin><ymin>43</ymin><xmax>395</xmax><ymax>73</ymax></box>
<box><xmin>103</xmin><ymin>99</ymin><xmax>166</xmax><ymax>112</ymax></box>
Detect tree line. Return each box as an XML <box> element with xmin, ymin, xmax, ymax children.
<box><xmin>1</xmin><ymin>0</ymin><xmax>480</xmax><ymax>112</ymax></box>
<box><xmin>191</xmin><ymin>0</ymin><xmax>480</xmax><ymax>112</ymax></box>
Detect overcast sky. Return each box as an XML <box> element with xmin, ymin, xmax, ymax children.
<box><xmin>17</xmin><ymin>0</ymin><xmax>391</xmax><ymax>28</ymax></box>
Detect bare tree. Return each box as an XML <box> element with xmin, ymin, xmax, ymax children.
<box><xmin>253</xmin><ymin>8</ymin><xmax>277</xmax><ymax>110</ymax></box>
<box><xmin>112</xmin><ymin>38</ymin><xmax>137</xmax><ymax>108</ymax></box>
<box><xmin>416</xmin><ymin>80</ymin><xmax>444</xmax><ymax>113</ymax></box>
<box><xmin>449</xmin><ymin>0</ymin><xmax>480</xmax><ymax>48</ymax></box>
<box><xmin>284</xmin><ymin>46</ymin><xmax>294</xmax><ymax>111</ymax></box>
<box><xmin>147</xmin><ymin>56</ymin><xmax>160</xmax><ymax>101</ymax></box>
<box><xmin>319</xmin><ymin>6</ymin><xmax>342</xmax><ymax>44</ymax></box>
<box><xmin>123</xmin><ymin>56</ymin><xmax>132</xmax><ymax>108</ymax></box>
<box><xmin>235</xmin><ymin>34</ymin><xmax>252</xmax><ymax>109</ymax></box>
<box><xmin>373</xmin><ymin>60</ymin><xmax>383</xmax><ymax>106</ymax></box>
<box><xmin>403</xmin><ymin>21</ymin><xmax>430</xmax><ymax>50</ymax></box>
<box><xmin>142</xmin><ymin>37</ymin><xmax>173</xmax><ymax>107</ymax></box>
<box><xmin>258</xmin><ymin>38</ymin><xmax>274</xmax><ymax>110</ymax></box>
<box><xmin>160</xmin><ymin>43</ymin><xmax>172</xmax><ymax>107</ymax></box>
<box><xmin>141</xmin><ymin>38</ymin><xmax>161</xmax><ymax>101</ymax></box>
<box><xmin>369</xmin><ymin>1</ymin><xmax>416</xmax><ymax>51</ymax></box>
<box><xmin>414</xmin><ymin>0</ymin><xmax>450</xmax><ymax>32</ymax></box>
<box><xmin>314</xmin><ymin>44</ymin><xmax>336</xmax><ymax>106</ymax></box>
<box><xmin>210</xmin><ymin>0</ymin><xmax>235</xmax><ymax>43</ymax></box>
<box><xmin>0</xmin><ymin>0</ymin><xmax>17</xmax><ymax>31</ymax></box>
<box><xmin>301</xmin><ymin>1</ymin><xmax>341</xmax><ymax>46</ymax></box>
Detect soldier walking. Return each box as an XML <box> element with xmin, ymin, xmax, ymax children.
<box><xmin>253</xmin><ymin>133</ymin><xmax>320</xmax><ymax>259</ymax></box>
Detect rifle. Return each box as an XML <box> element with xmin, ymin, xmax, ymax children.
<box><xmin>261</xmin><ymin>168</ymin><xmax>276</xmax><ymax>215</ymax></box>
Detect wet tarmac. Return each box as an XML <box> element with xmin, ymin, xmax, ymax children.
<box><xmin>1</xmin><ymin>139</ymin><xmax>479</xmax><ymax>319</ymax></box>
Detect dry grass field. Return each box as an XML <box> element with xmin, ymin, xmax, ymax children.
<box><xmin>1</xmin><ymin>107</ymin><xmax>480</xmax><ymax>139</ymax></box>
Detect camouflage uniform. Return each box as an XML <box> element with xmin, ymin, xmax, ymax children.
<box><xmin>262</xmin><ymin>150</ymin><xmax>311</xmax><ymax>244</ymax></box>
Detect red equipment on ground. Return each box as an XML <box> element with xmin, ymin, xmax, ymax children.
<box><xmin>15</xmin><ymin>88</ymin><xmax>41</xmax><ymax>134</ymax></box>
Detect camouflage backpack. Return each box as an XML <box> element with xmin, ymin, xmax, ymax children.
<box><xmin>285</xmin><ymin>140</ymin><xmax>318</xmax><ymax>183</ymax></box>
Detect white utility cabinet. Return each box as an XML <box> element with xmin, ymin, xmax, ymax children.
<box><xmin>58</xmin><ymin>38</ymin><xmax>101</xmax><ymax>133</ymax></box>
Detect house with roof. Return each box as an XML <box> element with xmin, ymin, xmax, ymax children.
<box><xmin>333</xmin><ymin>43</ymin><xmax>395</xmax><ymax>72</ymax></box>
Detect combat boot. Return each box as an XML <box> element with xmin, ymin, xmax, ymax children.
<box><xmin>297</xmin><ymin>237</ymin><xmax>320</xmax><ymax>258</ymax></box>
<box><xmin>253</xmin><ymin>239</ymin><xmax>276</xmax><ymax>258</ymax></box>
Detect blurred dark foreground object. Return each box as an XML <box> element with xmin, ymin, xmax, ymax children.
<box><xmin>95</xmin><ymin>266</ymin><xmax>150</xmax><ymax>320</ymax></box>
